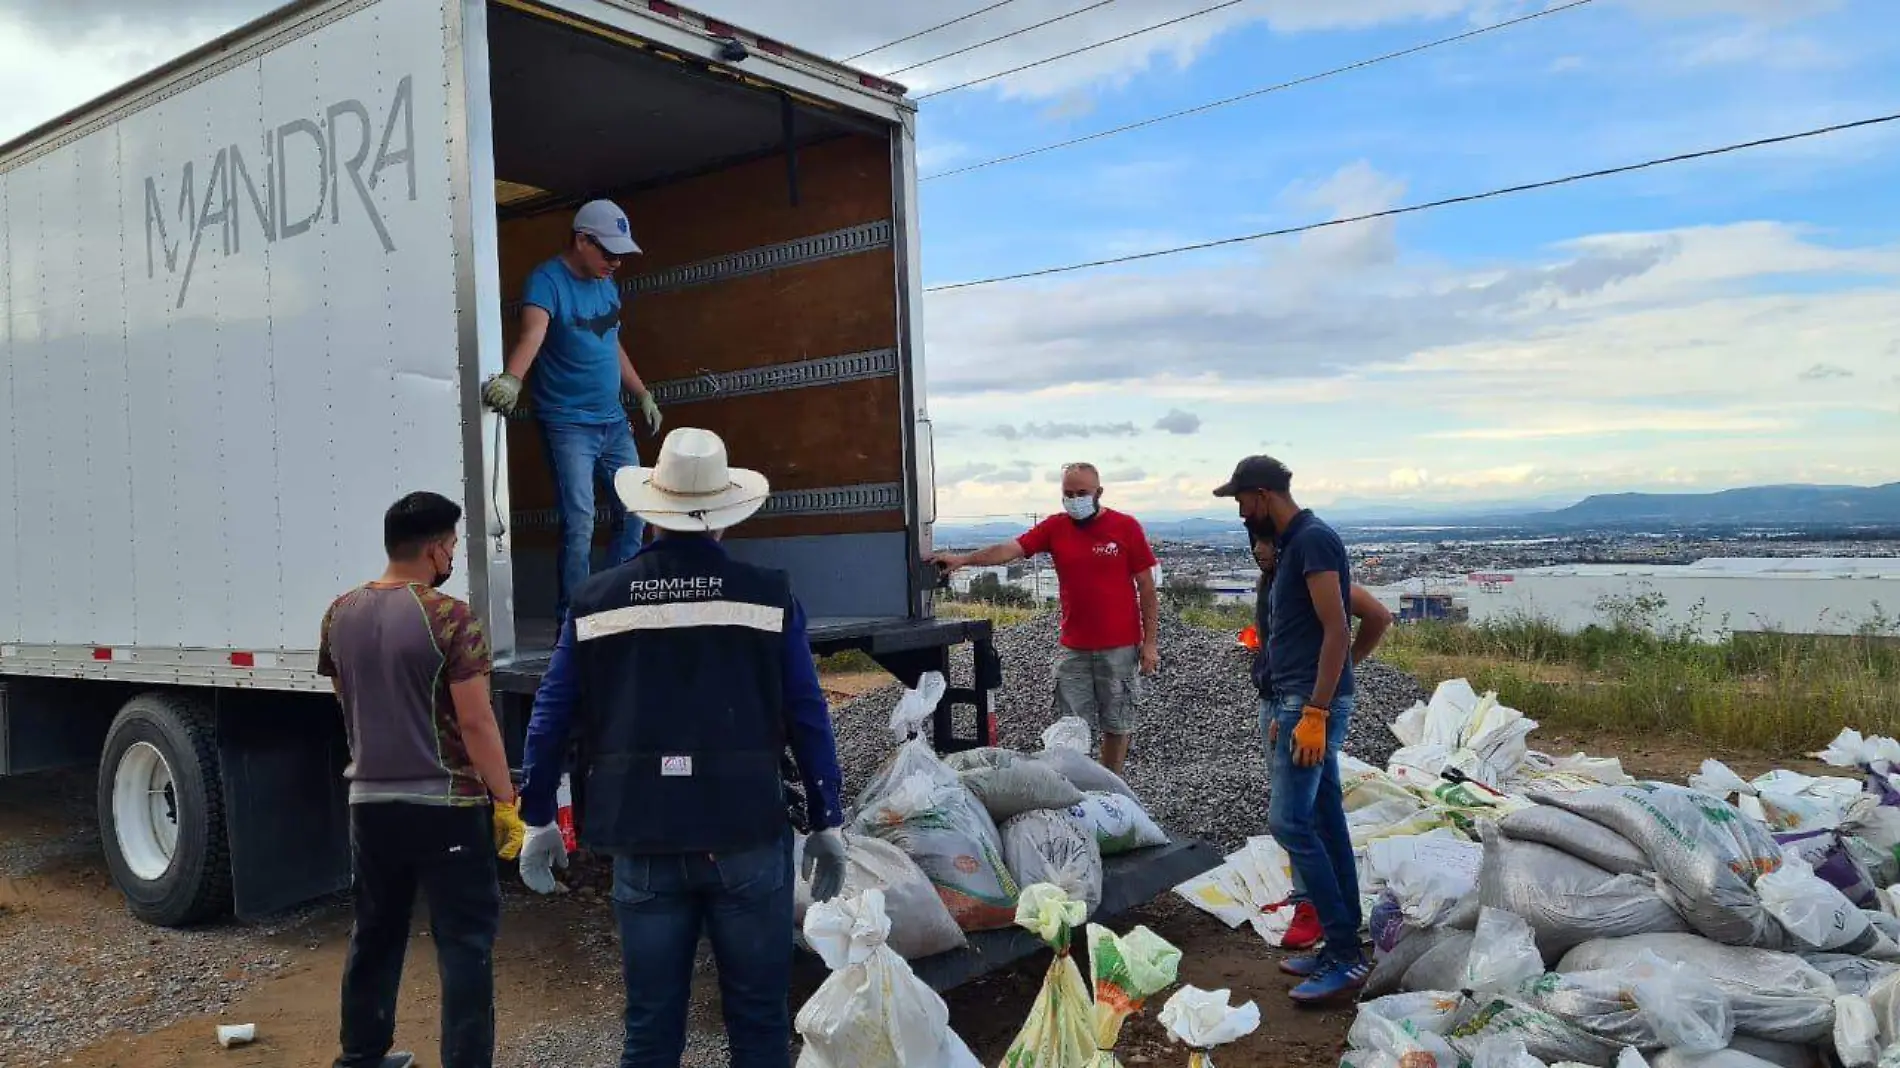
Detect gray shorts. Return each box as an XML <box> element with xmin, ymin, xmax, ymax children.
<box><xmin>1051</xmin><ymin>645</ymin><xmax>1143</xmax><ymax>736</ymax></box>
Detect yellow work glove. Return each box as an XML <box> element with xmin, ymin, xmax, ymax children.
<box><xmin>1291</xmin><ymin>705</ymin><xmax>1329</xmax><ymax>768</ymax></box>
<box><xmin>493</xmin><ymin>799</ymin><xmax>528</xmax><ymax>861</ymax></box>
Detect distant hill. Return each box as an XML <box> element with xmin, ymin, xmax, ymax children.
<box><xmin>931</xmin><ymin>482</ymin><xmax>1900</xmax><ymax>545</ymax></box>
<box><xmin>1542</xmin><ymin>483</ymin><xmax>1900</xmax><ymax>528</ymax></box>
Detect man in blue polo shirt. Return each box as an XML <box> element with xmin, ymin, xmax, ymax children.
<box><xmin>1215</xmin><ymin>455</ymin><xmax>1364</xmax><ymax>1004</ymax></box>
<box><xmin>482</xmin><ymin>199</ymin><xmax>664</xmax><ymax>621</ymax></box>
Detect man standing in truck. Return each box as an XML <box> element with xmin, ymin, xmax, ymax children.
<box><xmin>319</xmin><ymin>492</ymin><xmax>518</xmax><ymax>1068</ymax></box>
<box><xmin>513</xmin><ymin>427</ymin><xmax>848</xmax><ymax>1068</ymax></box>
<box><xmin>934</xmin><ymin>462</ymin><xmax>1159</xmax><ymax>774</ymax></box>
<box><xmin>481</xmin><ymin>198</ymin><xmax>664</xmax><ymax>621</ymax></box>
<box><xmin>1216</xmin><ymin>455</ymin><xmax>1366</xmax><ymax>1004</ymax></box>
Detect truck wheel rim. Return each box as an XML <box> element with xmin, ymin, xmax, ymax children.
<box><xmin>113</xmin><ymin>742</ymin><xmax>180</xmax><ymax>882</ymax></box>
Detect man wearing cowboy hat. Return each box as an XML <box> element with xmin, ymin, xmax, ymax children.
<box><xmin>514</xmin><ymin>427</ymin><xmax>847</xmax><ymax>1068</ymax></box>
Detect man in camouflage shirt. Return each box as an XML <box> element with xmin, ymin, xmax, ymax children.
<box><xmin>319</xmin><ymin>492</ymin><xmax>517</xmax><ymax>1068</ymax></box>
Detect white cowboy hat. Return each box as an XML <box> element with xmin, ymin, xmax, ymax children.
<box><xmin>613</xmin><ymin>427</ymin><xmax>769</xmax><ymax>533</ymax></box>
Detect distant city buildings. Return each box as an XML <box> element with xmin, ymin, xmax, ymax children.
<box><xmin>1467</xmin><ymin>557</ymin><xmax>1900</xmax><ymax>641</ymax></box>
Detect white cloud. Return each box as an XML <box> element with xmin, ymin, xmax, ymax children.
<box><xmin>0</xmin><ymin>11</ymin><xmax>237</xmax><ymax>144</ymax></box>
<box><xmin>1424</xmin><ymin>411</ymin><xmax>1794</xmax><ymax>441</ymax></box>
<box><xmin>1682</xmin><ymin>25</ymin><xmax>1843</xmax><ymax>70</ymax></box>
<box><xmin>0</xmin><ymin>0</ymin><xmax>1851</xmax><ymax>144</ymax></box>
<box><xmin>925</xmin><ymin>215</ymin><xmax>1900</xmax><ymax>515</ymax></box>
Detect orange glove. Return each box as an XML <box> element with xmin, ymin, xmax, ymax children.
<box><xmin>1291</xmin><ymin>705</ymin><xmax>1329</xmax><ymax>767</ymax></box>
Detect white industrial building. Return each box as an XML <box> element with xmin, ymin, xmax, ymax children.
<box><xmin>1466</xmin><ymin>558</ymin><xmax>1900</xmax><ymax>642</ymax></box>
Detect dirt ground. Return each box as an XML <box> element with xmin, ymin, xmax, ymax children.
<box><xmin>0</xmin><ymin>724</ymin><xmax>1839</xmax><ymax>1068</ymax></box>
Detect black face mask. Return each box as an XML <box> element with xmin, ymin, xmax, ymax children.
<box><xmin>430</xmin><ymin>545</ymin><xmax>453</xmax><ymax>589</ymax></box>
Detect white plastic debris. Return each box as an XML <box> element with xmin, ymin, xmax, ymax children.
<box><xmin>1173</xmin><ymin>836</ymin><xmax>1298</xmax><ymax>946</ymax></box>
<box><xmin>1464</xmin><ymin>907</ymin><xmax>1543</xmax><ymax>995</ymax></box>
<box><xmin>1837</xmin><ymin>994</ymin><xmax>1881</xmax><ymax>1068</ymax></box>
<box><xmin>1758</xmin><ymin>849</ymin><xmax>1896</xmax><ymax>956</ymax></box>
<box><xmin>1041</xmin><ymin>715</ymin><xmax>1093</xmax><ymax>754</ymax></box>
<box><xmin>215</xmin><ymin>1024</ymin><xmax>256</xmax><ymax>1049</ymax></box>
<box><xmin>1367</xmin><ymin>831</ymin><xmax>1484</xmax><ymax>926</ymax></box>
<box><xmin>889</xmin><ymin>671</ymin><xmax>947</xmax><ymax>741</ymax></box>
<box><xmin>1389</xmin><ymin>680</ymin><xmax>1538</xmax><ymax>788</ymax></box>
<box><xmin>1816</xmin><ymin>730</ymin><xmax>1900</xmax><ymax>774</ymax></box>
<box><xmin>1158</xmin><ymin>986</ymin><xmax>1260</xmax><ymax>1066</ymax></box>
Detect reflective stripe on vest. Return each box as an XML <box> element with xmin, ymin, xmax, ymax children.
<box><xmin>574</xmin><ymin>600</ymin><xmax>786</xmax><ymax>641</ymax></box>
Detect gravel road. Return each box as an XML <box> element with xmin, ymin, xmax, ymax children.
<box><xmin>0</xmin><ymin>771</ymin><xmax>326</xmax><ymax>1068</ymax></box>
<box><xmin>833</xmin><ymin>610</ymin><xmax>1426</xmax><ymax>849</ymax></box>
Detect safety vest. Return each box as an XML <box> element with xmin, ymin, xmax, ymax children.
<box><xmin>567</xmin><ymin>537</ymin><xmax>790</xmax><ymax>854</ymax></box>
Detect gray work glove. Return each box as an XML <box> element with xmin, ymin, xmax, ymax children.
<box><xmin>519</xmin><ymin>822</ymin><xmax>569</xmax><ymax>895</ymax></box>
<box><xmin>634</xmin><ymin>391</ymin><xmax>663</xmax><ymax>434</ymax></box>
<box><xmin>482</xmin><ymin>373</ymin><xmax>522</xmax><ymax>414</ymax></box>
<box><xmin>803</xmin><ymin>828</ymin><xmax>848</xmax><ymax>903</ymax></box>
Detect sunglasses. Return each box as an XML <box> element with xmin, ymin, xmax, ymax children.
<box><xmin>581</xmin><ymin>233</ymin><xmax>623</xmax><ymax>262</ymax></box>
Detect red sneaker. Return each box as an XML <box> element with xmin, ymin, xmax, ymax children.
<box><xmin>1281</xmin><ymin>900</ymin><xmax>1323</xmax><ymax>951</ymax></box>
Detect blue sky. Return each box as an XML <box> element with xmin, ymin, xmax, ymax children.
<box><xmin>6</xmin><ymin>0</ymin><xmax>1898</xmax><ymax>520</ymax></box>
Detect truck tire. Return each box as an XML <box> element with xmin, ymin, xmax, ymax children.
<box><xmin>96</xmin><ymin>692</ymin><xmax>233</xmax><ymax>926</ymax></box>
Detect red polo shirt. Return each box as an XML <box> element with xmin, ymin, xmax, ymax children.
<box><xmin>1017</xmin><ymin>508</ymin><xmax>1157</xmax><ymax>651</ymax></box>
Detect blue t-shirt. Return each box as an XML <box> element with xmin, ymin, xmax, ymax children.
<box><xmin>1266</xmin><ymin>510</ymin><xmax>1355</xmax><ymax>702</ymax></box>
<box><xmin>522</xmin><ymin>257</ymin><xmax>627</xmax><ymax>426</ymax></box>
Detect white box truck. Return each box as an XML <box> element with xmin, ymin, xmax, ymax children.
<box><xmin>0</xmin><ymin>1</ymin><xmax>1217</xmax><ymax>973</ymax></box>
<box><xmin>0</xmin><ymin>0</ymin><xmax>1014</xmax><ymax>926</ymax></box>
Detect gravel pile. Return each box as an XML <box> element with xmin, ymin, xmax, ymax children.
<box><xmin>831</xmin><ymin>611</ymin><xmax>1428</xmax><ymax>850</ymax></box>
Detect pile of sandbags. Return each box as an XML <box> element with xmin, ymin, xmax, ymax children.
<box><xmin>841</xmin><ymin>676</ymin><xmax>1170</xmax><ymax>954</ymax></box>
<box><xmin>1266</xmin><ymin>683</ymin><xmax>1900</xmax><ymax>1068</ymax></box>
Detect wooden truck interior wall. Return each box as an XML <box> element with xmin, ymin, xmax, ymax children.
<box><xmin>486</xmin><ymin>7</ymin><xmax>908</xmax><ymax>629</ymax></box>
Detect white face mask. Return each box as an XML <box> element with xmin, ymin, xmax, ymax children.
<box><xmin>1063</xmin><ymin>495</ymin><xmax>1098</xmax><ymax>522</ymax></box>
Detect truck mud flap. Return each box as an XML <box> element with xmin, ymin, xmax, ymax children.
<box><xmin>216</xmin><ymin>697</ymin><xmax>351</xmax><ymax>919</ymax></box>
<box><xmin>902</xmin><ymin>834</ymin><xmax>1223</xmax><ymax>992</ymax></box>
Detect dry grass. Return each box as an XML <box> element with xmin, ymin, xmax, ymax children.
<box><xmin>1381</xmin><ymin>616</ymin><xmax>1900</xmax><ymax>751</ymax></box>
<box><xmin>935</xmin><ymin>599</ymin><xmax>1047</xmax><ymax>629</ymax></box>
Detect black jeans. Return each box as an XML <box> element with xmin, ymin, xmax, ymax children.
<box><xmin>336</xmin><ymin>802</ymin><xmax>500</xmax><ymax>1068</ymax></box>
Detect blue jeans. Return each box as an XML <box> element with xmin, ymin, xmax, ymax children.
<box><xmin>1264</xmin><ymin>692</ymin><xmax>1361</xmax><ymax>959</ymax></box>
<box><xmin>541</xmin><ymin>420</ymin><xmax>644</xmax><ymax>618</ymax></box>
<box><xmin>610</xmin><ymin>829</ymin><xmax>794</xmax><ymax>1068</ymax></box>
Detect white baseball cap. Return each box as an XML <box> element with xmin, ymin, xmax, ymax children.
<box><xmin>573</xmin><ymin>199</ymin><xmax>641</xmax><ymax>256</ymax></box>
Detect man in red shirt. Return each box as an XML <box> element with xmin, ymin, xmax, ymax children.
<box><xmin>935</xmin><ymin>463</ymin><xmax>1159</xmax><ymax>773</ymax></box>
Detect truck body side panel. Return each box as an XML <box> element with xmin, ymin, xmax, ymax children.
<box><xmin>0</xmin><ymin>0</ymin><xmax>465</xmax><ymax>685</ymax></box>
<box><xmin>0</xmin><ymin>183</ymin><xmax>16</xmax><ymax>647</ymax></box>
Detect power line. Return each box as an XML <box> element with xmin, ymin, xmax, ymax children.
<box><xmin>923</xmin><ymin>0</ymin><xmax>1599</xmax><ymax>181</ymax></box>
<box><xmin>885</xmin><ymin>0</ymin><xmax>1125</xmax><ymax>78</ymax></box>
<box><xmin>843</xmin><ymin>0</ymin><xmax>1023</xmax><ymax>64</ymax></box>
<box><xmin>923</xmin><ymin>111</ymin><xmax>1900</xmax><ymax>293</ymax></box>
<box><xmin>919</xmin><ymin>0</ymin><xmax>1249</xmax><ymax>100</ymax></box>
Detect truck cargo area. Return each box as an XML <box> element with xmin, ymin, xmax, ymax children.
<box><xmin>484</xmin><ymin>2</ymin><xmax>944</xmax><ymax>672</ymax></box>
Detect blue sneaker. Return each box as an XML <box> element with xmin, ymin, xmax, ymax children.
<box><xmin>1289</xmin><ymin>955</ymin><xmax>1371</xmax><ymax>1005</ymax></box>
<box><xmin>1279</xmin><ymin>952</ymin><xmax>1325</xmax><ymax>978</ymax></box>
